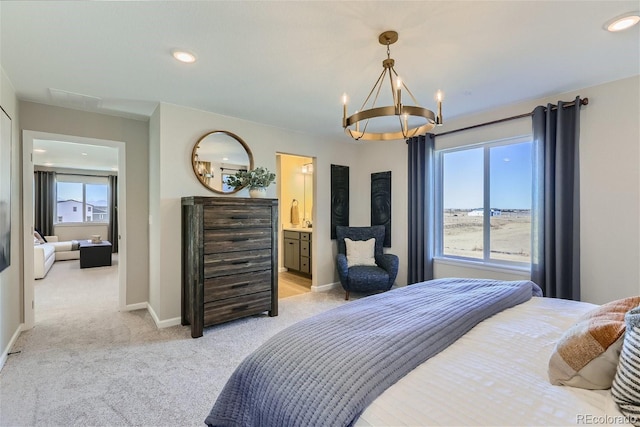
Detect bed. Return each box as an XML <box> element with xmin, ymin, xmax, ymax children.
<box><xmin>205</xmin><ymin>278</ymin><xmax>632</xmax><ymax>427</ymax></box>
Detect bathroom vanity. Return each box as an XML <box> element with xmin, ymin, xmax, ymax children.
<box><xmin>283</xmin><ymin>228</ymin><xmax>312</xmax><ymax>276</ymax></box>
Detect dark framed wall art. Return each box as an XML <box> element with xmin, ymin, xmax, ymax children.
<box><xmin>371</xmin><ymin>171</ymin><xmax>391</xmax><ymax>247</ymax></box>
<box><xmin>0</xmin><ymin>106</ymin><xmax>12</xmax><ymax>273</ymax></box>
<box><xmin>330</xmin><ymin>164</ymin><xmax>349</xmax><ymax>239</ymax></box>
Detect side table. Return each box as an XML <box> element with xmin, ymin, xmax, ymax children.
<box><xmin>79</xmin><ymin>240</ymin><xmax>112</xmax><ymax>268</ymax></box>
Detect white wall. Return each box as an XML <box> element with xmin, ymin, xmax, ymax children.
<box><xmin>350</xmin><ymin>138</ymin><xmax>410</xmax><ymax>286</ymax></box>
<box><xmin>52</xmin><ymin>225</ymin><xmax>109</xmax><ymax>242</ymax></box>
<box><xmin>0</xmin><ymin>66</ymin><xmax>22</xmax><ymax>367</ymax></box>
<box><xmin>149</xmin><ymin>102</ymin><xmax>359</xmax><ymax>323</ymax></box>
<box><xmin>357</xmin><ymin>75</ymin><xmax>640</xmax><ymax>304</ymax></box>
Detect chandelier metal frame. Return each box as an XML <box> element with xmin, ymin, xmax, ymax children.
<box><xmin>342</xmin><ymin>31</ymin><xmax>443</xmax><ymax>141</ymax></box>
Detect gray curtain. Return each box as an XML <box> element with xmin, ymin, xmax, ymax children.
<box><xmin>108</xmin><ymin>175</ymin><xmax>118</xmax><ymax>253</ymax></box>
<box><xmin>407</xmin><ymin>133</ymin><xmax>435</xmax><ymax>284</ymax></box>
<box><xmin>531</xmin><ymin>96</ymin><xmax>581</xmax><ymax>300</ymax></box>
<box><xmin>34</xmin><ymin>171</ymin><xmax>56</xmax><ymax>236</ymax></box>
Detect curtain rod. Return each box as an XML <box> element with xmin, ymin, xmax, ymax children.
<box><xmin>433</xmin><ymin>97</ymin><xmax>589</xmax><ymax>138</ymax></box>
<box><xmin>35</xmin><ymin>170</ymin><xmax>116</xmax><ymax>177</ymax></box>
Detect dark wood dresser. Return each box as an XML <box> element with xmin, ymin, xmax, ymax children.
<box><xmin>181</xmin><ymin>196</ymin><xmax>278</xmax><ymax>338</ymax></box>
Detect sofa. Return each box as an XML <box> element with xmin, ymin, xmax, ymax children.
<box><xmin>34</xmin><ymin>236</ymin><xmax>81</xmax><ymax>279</ymax></box>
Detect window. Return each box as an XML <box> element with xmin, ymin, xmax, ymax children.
<box><xmin>56</xmin><ymin>175</ymin><xmax>109</xmax><ymax>224</ymax></box>
<box><xmin>436</xmin><ymin>137</ymin><xmax>532</xmax><ymax>267</ymax></box>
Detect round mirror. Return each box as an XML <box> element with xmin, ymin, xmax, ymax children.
<box><xmin>191</xmin><ymin>130</ymin><xmax>254</xmax><ymax>194</ymax></box>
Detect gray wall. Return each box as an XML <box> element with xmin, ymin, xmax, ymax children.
<box><xmin>0</xmin><ymin>67</ymin><xmax>22</xmax><ymax>364</ymax></box>
<box><xmin>2</xmin><ymin>71</ymin><xmax>637</xmax><ymax>358</ymax></box>
<box><xmin>18</xmin><ymin>102</ymin><xmax>150</xmax><ymax>306</ymax></box>
<box><xmin>354</xmin><ymin>76</ymin><xmax>640</xmax><ymax>304</ymax></box>
<box><xmin>149</xmin><ymin>102</ymin><xmax>360</xmax><ymax>323</ymax></box>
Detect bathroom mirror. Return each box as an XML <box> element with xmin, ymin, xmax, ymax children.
<box><xmin>191</xmin><ymin>130</ymin><xmax>254</xmax><ymax>194</ymax></box>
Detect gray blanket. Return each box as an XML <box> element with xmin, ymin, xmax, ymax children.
<box><xmin>205</xmin><ymin>278</ymin><xmax>542</xmax><ymax>427</ymax></box>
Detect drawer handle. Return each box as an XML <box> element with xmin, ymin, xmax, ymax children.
<box><xmin>232</xmin><ymin>305</ymin><xmax>249</xmax><ymax>312</ymax></box>
<box><xmin>231</xmin><ymin>238</ymin><xmax>250</xmax><ymax>242</ymax></box>
<box><xmin>231</xmin><ymin>282</ymin><xmax>250</xmax><ymax>289</ymax></box>
<box><xmin>231</xmin><ymin>215</ymin><xmax>249</xmax><ymax>219</ymax></box>
<box><xmin>231</xmin><ymin>260</ymin><xmax>248</xmax><ymax>265</ymax></box>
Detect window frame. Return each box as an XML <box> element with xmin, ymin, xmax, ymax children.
<box><xmin>55</xmin><ymin>174</ymin><xmax>110</xmax><ymax>225</ymax></box>
<box><xmin>434</xmin><ymin>135</ymin><xmax>533</xmax><ymax>271</ymax></box>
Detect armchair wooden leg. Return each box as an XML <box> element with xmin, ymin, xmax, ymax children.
<box><xmin>345</xmin><ymin>291</ymin><xmax>350</xmax><ymax>300</ymax></box>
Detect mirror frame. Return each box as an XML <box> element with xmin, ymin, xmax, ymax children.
<box><xmin>191</xmin><ymin>130</ymin><xmax>254</xmax><ymax>194</ymax></box>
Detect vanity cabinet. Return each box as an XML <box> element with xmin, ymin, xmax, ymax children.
<box><xmin>283</xmin><ymin>230</ymin><xmax>312</xmax><ymax>275</ymax></box>
<box><xmin>182</xmin><ymin>196</ymin><xmax>278</xmax><ymax>338</ymax></box>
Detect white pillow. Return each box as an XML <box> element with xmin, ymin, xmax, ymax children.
<box><xmin>345</xmin><ymin>237</ymin><xmax>376</xmax><ymax>267</ymax></box>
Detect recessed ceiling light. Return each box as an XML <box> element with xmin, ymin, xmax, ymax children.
<box><xmin>172</xmin><ymin>50</ymin><xmax>197</xmax><ymax>63</ymax></box>
<box><xmin>33</xmin><ymin>148</ymin><xmax>46</xmax><ymax>153</ymax></box>
<box><xmin>606</xmin><ymin>12</ymin><xmax>640</xmax><ymax>32</ymax></box>
<box><xmin>44</xmin><ymin>162</ymin><xmax>53</xmax><ymax>167</ymax></box>
<box><xmin>222</xmin><ymin>157</ymin><xmax>229</xmax><ymax>161</ymax></box>
<box><xmin>81</xmin><ymin>152</ymin><xmax>88</xmax><ymax>156</ymax></box>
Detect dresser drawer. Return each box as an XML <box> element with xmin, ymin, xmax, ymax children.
<box><xmin>300</xmin><ymin>240</ymin><xmax>310</xmax><ymax>257</ymax></box>
<box><xmin>204</xmin><ymin>249</ymin><xmax>272</xmax><ymax>278</ymax></box>
<box><xmin>204</xmin><ymin>291</ymin><xmax>272</xmax><ymax>326</ymax></box>
<box><xmin>204</xmin><ymin>270</ymin><xmax>272</xmax><ymax>302</ymax></box>
<box><xmin>204</xmin><ymin>205</ymin><xmax>272</xmax><ymax>228</ymax></box>
<box><xmin>204</xmin><ymin>228</ymin><xmax>272</xmax><ymax>253</ymax></box>
<box><xmin>300</xmin><ymin>257</ymin><xmax>310</xmax><ymax>274</ymax></box>
<box><xmin>300</xmin><ymin>232</ymin><xmax>311</xmax><ymax>241</ymax></box>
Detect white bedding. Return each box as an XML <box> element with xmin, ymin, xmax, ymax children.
<box><xmin>356</xmin><ymin>296</ymin><xmax>631</xmax><ymax>426</ymax></box>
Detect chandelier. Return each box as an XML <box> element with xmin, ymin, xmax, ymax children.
<box><xmin>342</xmin><ymin>31</ymin><xmax>443</xmax><ymax>141</ymax></box>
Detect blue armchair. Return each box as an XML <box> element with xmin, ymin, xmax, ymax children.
<box><xmin>335</xmin><ymin>225</ymin><xmax>399</xmax><ymax>300</ymax></box>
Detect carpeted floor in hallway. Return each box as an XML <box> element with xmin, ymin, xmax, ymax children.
<box><xmin>0</xmin><ymin>256</ymin><xmax>347</xmax><ymax>426</ymax></box>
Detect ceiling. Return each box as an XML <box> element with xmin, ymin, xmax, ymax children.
<box><xmin>32</xmin><ymin>139</ymin><xmax>118</xmax><ymax>172</ymax></box>
<box><xmin>2</xmin><ymin>1</ymin><xmax>639</xmax><ymax>144</ymax></box>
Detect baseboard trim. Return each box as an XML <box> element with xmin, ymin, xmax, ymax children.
<box><xmin>122</xmin><ymin>302</ymin><xmax>147</xmax><ymax>311</ymax></box>
<box><xmin>0</xmin><ymin>323</ymin><xmax>24</xmax><ymax>372</ymax></box>
<box><xmin>311</xmin><ymin>281</ymin><xmax>341</xmax><ymax>292</ymax></box>
<box><xmin>147</xmin><ymin>303</ymin><xmax>182</xmax><ymax>329</ymax></box>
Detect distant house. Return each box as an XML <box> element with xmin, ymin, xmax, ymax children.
<box><xmin>57</xmin><ymin>199</ymin><xmax>108</xmax><ymax>223</ymax></box>
<box><xmin>468</xmin><ymin>209</ymin><xmax>501</xmax><ymax>217</ymax></box>
<box><xmin>56</xmin><ymin>200</ymin><xmax>84</xmax><ymax>223</ymax></box>
<box><xmin>91</xmin><ymin>205</ymin><xmax>108</xmax><ymax>221</ymax></box>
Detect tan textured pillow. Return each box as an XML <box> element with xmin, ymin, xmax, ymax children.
<box><xmin>549</xmin><ymin>296</ymin><xmax>640</xmax><ymax>389</ymax></box>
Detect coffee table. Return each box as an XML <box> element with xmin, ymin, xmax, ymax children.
<box><xmin>79</xmin><ymin>240</ymin><xmax>112</xmax><ymax>268</ymax></box>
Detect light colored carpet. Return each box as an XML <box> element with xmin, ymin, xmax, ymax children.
<box><xmin>0</xmin><ymin>256</ymin><xmax>348</xmax><ymax>426</ymax></box>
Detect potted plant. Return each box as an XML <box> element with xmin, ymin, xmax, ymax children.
<box><xmin>226</xmin><ymin>166</ymin><xmax>276</xmax><ymax>198</ymax></box>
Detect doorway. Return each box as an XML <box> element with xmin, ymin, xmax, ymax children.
<box><xmin>22</xmin><ymin>131</ymin><xmax>127</xmax><ymax>330</ymax></box>
<box><xmin>276</xmin><ymin>153</ymin><xmax>315</xmax><ymax>298</ymax></box>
